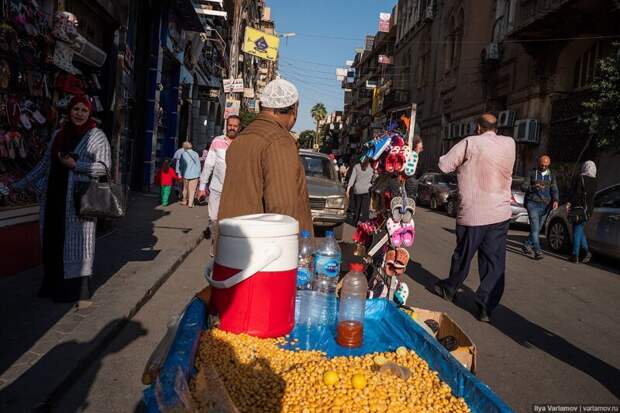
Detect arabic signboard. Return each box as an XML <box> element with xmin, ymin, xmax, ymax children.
<box><xmin>379</xmin><ymin>12</ymin><xmax>391</xmax><ymax>32</ymax></box>
<box><xmin>224</xmin><ymin>99</ymin><xmax>240</xmax><ymax>119</ymax></box>
<box><xmin>378</xmin><ymin>55</ymin><xmax>393</xmax><ymax>64</ymax></box>
<box><xmin>242</xmin><ymin>27</ymin><xmax>280</xmax><ymax>61</ymax></box>
<box><xmin>223</xmin><ymin>78</ymin><xmax>244</xmax><ymax>93</ymax></box>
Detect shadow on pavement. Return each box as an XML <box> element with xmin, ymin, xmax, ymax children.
<box><xmin>0</xmin><ymin>319</ymin><xmax>147</xmax><ymax>412</ymax></box>
<box><xmin>0</xmin><ymin>194</ymin><xmax>164</xmax><ymax>378</ymax></box>
<box><xmin>406</xmin><ymin>260</ymin><xmax>620</xmax><ymax>398</ymax></box>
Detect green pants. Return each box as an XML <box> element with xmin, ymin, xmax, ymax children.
<box><xmin>161</xmin><ymin>185</ymin><xmax>172</xmax><ymax>206</ymax></box>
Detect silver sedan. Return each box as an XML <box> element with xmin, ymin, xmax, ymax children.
<box><xmin>545</xmin><ymin>183</ymin><xmax>620</xmax><ymax>260</ymax></box>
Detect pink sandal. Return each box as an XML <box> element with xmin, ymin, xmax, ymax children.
<box><xmin>387</xmin><ymin>217</ymin><xmax>403</xmax><ymax>247</ymax></box>
<box><xmin>401</xmin><ymin>222</ymin><xmax>415</xmax><ymax>247</ymax></box>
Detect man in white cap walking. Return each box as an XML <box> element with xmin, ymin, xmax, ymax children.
<box><xmin>218</xmin><ymin>78</ymin><xmax>313</xmax><ymax>234</ymax></box>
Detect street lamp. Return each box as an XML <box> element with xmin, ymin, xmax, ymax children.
<box><xmin>278</xmin><ymin>32</ymin><xmax>296</xmax><ymax>46</ymax></box>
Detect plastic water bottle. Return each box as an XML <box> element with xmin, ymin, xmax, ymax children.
<box><xmin>310</xmin><ymin>231</ymin><xmax>342</xmax><ymax>326</ymax></box>
<box><xmin>296</xmin><ymin>230</ymin><xmax>314</xmax><ymax>289</ymax></box>
<box><xmin>337</xmin><ymin>263</ymin><xmax>368</xmax><ymax>348</ymax></box>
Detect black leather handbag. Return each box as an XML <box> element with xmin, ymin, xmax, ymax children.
<box><xmin>567</xmin><ymin>176</ymin><xmax>588</xmax><ymax>224</ymax></box>
<box><xmin>76</xmin><ymin>161</ymin><xmax>125</xmax><ymax>218</ymax></box>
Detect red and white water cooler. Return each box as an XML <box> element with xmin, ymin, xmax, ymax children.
<box><xmin>205</xmin><ymin>214</ymin><xmax>299</xmax><ymax>338</ymax></box>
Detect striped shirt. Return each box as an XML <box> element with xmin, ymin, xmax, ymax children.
<box><xmin>438</xmin><ymin>131</ymin><xmax>515</xmax><ymax>227</ymax></box>
<box><xmin>218</xmin><ymin>113</ymin><xmax>313</xmax><ymax>235</ymax></box>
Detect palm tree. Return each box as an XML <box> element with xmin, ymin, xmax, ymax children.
<box><xmin>310</xmin><ymin>103</ymin><xmax>327</xmax><ymax>149</ymax></box>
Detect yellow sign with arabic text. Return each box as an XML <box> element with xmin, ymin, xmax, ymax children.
<box><xmin>242</xmin><ymin>27</ymin><xmax>280</xmax><ymax>61</ymax></box>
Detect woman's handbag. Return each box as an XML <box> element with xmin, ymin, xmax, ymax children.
<box><xmin>76</xmin><ymin>161</ymin><xmax>125</xmax><ymax>218</ymax></box>
<box><xmin>567</xmin><ymin>176</ymin><xmax>588</xmax><ymax>224</ymax></box>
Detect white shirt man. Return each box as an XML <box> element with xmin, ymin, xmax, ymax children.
<box><xmin>198</xmin><ymin>115</ymin><xmax>241</xmax><ymax>223</ymax></box>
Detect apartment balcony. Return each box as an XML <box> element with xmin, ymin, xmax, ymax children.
<box><xmin>382</xmin><ymin>89</ymin><xmax>410</xmax><ymax>111</ymax></box>
<box><xmin>507</xmin><ymin>0</ymin><xmax>610</xmax><ymax>41</ymax></box>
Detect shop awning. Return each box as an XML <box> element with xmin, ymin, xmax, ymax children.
<box><xmin>172</xmin><ymin>0</ymin><xmax>204</xmax><ymax>32</ymax></box>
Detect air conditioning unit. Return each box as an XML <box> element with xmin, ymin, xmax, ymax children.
<box><xmin>459</xmin><ymin>122</ymin><xmax>468</xmax><ymax>137</ymax></box>
<box><xmin>72</xmin><ymin>35</ymin><xmax>107</xmax><ymax>67</ymax></box>
<box><xmin>449</xmin><ymin>122</ymin><xmax>459</xmax><ymax>139</ymax></box>
<box><xmin>481</xmin><ymin>43</ymin><xmax>500</xmax><ymax>63</ymax></box>
<box><xmin>513</xmin><ymin>119</ymin><xmax>541</xmax><ymax>144</ymax></box>
<box><xmin>497</xmin><ymin>110</ymin><xmax>516</xmax><ymax>128</ymax></box>
<box><xmin>467</xmin><ymin>120</ymin><xmax>477</xmax><ymax>135</ymax></box>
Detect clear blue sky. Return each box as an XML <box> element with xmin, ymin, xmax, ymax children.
<box><xmin>267</xmin><ymin>0</ymin><xmax>396</xmax><ymax>132</ymax></box>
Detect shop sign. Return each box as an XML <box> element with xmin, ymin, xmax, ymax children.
<box><xmin>379</xmin><ymin>12</ymin><xmax>391</xmax><ymax>32</ymax></box>
<box><xmin>198</xmin><ymin>87</ymin><xmax>220</xmax><ymax>100</ymax></box>
<box><xmin>224</xmin><ymin>99</ymin><xmax>240</xmax><ymax>119</ymax></box>
<box><xmin>378</xmin><ymin>55</ymin><xmax>393</xmax><ymax>64</ymax></box>
<box><xmin>223</xmin><ymin>78</ymin><xmax>244</xmax><ymax>93</ymax></box>
<box><xmin>242</xmin><ymin>27</ymin><xmax>280</xmax><ymax>62</ymax></box>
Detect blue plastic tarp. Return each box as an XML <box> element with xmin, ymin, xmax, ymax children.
<box><xmin>144</xmin><ymin>298</ymin><xmax>514</xmax><ymax>413</ymax></box>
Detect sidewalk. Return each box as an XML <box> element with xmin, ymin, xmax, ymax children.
<box><xmin>0</xmin><ymin>193</ymin><xmax>208</xmax><ymax>412</ymax></box>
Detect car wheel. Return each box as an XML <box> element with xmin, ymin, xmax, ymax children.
<box><xmin>446</xmin><ymin>200</ymin><xmax>456</xmax><ymax>217</ymax></box>
<box><xmin>430</xmin><ymin>196</ymin><xmax>438</xmax><ymax>210</ymax></box>
<box><xmin>547</xmin><ymin>219</ymin><xmax>571</xmax><ymax>253</ymax></box>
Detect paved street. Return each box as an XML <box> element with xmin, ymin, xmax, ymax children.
<box><xmin>54</xmin><ymin>239</ymin><xmax>211</xmax><ymax>413</ymax></box>
<box><xmin>401</xmin><ymin>207</ymin><xmax>620</xmax><ymax>411</ymax></box>
<box><xmin>0</xmin><ymin>194</ymin><xmax>207</xmax><ymax>412</ymax></box>
<box><xmin>45</xmin><ymin>207</ymin><xmax>619</xmax><ymax>412</ymax></box>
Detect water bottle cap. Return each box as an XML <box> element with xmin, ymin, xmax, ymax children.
<box><xmin>300</xmin><ymin>230</ymin><xmax>310</xmax><ymax>238</ymax></box>
<box><xmin>325</xmin><ymin>230</ymin><xmax>334</xmax><ymax>237</ymax></box>
<box><xmin>349</xmin><ymin>262</ymin><xmax>365</xmax><ymax>272</ymax></box>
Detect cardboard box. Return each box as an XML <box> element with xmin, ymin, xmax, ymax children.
<box><xmin>406</xmin><ymin>306</ymin><xmax>477</xmax><ymax>374</ymax></box>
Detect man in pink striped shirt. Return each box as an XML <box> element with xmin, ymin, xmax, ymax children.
<box><xmin>433</xmin><ymin>114</ymin><xmax>515</xmax><ymax>322</ymax></box>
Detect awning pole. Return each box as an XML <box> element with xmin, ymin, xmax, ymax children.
<box><xmin>407</xmin><ymin>103</ymin><xmax>417</xmax><ymax>147</ymax></box>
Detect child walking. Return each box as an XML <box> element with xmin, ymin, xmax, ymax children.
<box><xmin>156</xmin><ymin>159</ymin><xmax>178</xmax><ymax>206</ymax></box>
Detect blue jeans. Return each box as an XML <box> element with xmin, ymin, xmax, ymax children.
<box><xmin>572</xmin><ymin>223</ymin><xmax>589</xmax><ymax>256</ymax></box>
<box><xmin>524</xmin><ymin>203</ymin><xmax>548</xmax><ymax>253</ymax></box>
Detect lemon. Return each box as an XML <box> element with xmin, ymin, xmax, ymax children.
<box><xmin>351</xmin><ymin>373</ymin><xmax>367</xmax><ymax>389</ymax></box>
<box><xmin>396</xmin><ymin>346</ymin><xmax>408</xmax><ymax>357</ymax></box>
<box><xmin>373</xmin><ymin>355</ymin><xmax>388</xmax><ymax>366</ymax></box>
<box><xmin>323</xmin><ymin>370</ymin><xmax>339</xmax><ymax>386</ymax></box>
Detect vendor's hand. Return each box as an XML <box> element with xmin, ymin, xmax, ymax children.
<box><xmin>198</xmin><ymin>190</ymin><xmax>206</xmax><ymax>199</ymax></box>
<box><xmin>58</xmin><ymin>153</ymin><xmax>76</xmax><ymax>169</ymax></box>
<box><xmin>566</xmin><ymin>202</ymin><xmax>571</xmax><ymax>211</ymax></box>
<box><xmin>552</xmin><ymin>201</ymin><xmax>559</xmax><ymax>210</ymax></box>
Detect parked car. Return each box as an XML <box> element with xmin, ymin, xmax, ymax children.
<box><xmin>446</xmin><ymin>189</ymin><xmax>459</xmax><ymax>217</ymax></box>
<box><xmin>545</xmin><ymin>183</ymin><xmax>620</xmax><ymax>260</ymax></box>
<box><xmin>299</xmin><ymin>150</ymin><xmax>346</xmax><ymax>239</ymax></box>
<box><xmin>444</xmin><ymin>176</ymin><xmax>529</xmax><ymax>225</ymax></box>
<box><xmin>417</xmin><ymin>172</ymin><xmax>457</xmax><ymax>210</ymax></box>
<box><xmin>510</xmin><ymin>176</ymin><xmax>529</xmax><ymax>225</ymax></box>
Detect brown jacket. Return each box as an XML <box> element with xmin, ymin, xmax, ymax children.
<box><xmin>218</xmin><ymin>113</ymin><xmax>313</xmax><ymax>234</ymax></box>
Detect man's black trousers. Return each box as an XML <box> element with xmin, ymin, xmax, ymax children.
<box><xmin>443</xmin><ymin>219</ymin><xmax>510</xmax><ymax>312</ymax></box>
<box><xmin>349</xmin><ymin>192</ymin><xmax>370</xmax><ymax>226</ymax></box>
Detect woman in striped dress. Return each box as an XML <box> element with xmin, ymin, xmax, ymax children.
<box><xmin>13</xmin><ymin>95</ymin><xmax>111</xmax><ymax>304</ymax></box>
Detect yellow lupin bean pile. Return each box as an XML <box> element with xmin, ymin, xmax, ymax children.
<box><xmin>192</xmin><ymin>328</ymin><xmax>470</xmax><ymax>413</ymax></box>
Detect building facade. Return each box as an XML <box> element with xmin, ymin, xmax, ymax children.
<box><xmin>0</xmin><ymin>0</ymin><xmax>279</xmax><ymax>277</ymax></box>
<box><xmin>343</xmin><ymin>0</ymin><xmax>620</xmax><ymax>186</ymax></box>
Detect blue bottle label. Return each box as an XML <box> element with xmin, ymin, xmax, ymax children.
<box><xmin>297</xmin><ymin>267</ymin><xmax>311</xmax><ymax>287</ymax></box>
<box><xmin>315</xmin><ymin>255</ymin><xmax>340</xmax><ymax>278</ymax></box>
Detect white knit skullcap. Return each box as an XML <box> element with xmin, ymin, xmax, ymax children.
<box><xmin>260</xmin><ymin>78</ymin><xmax>299</xmax><ymax>108</ymax></box>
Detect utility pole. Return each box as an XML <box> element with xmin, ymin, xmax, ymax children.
<box><xmin>229</xmin><ymin>0</ymin><xmax>242</xmax><ymax>79</ymax></box>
